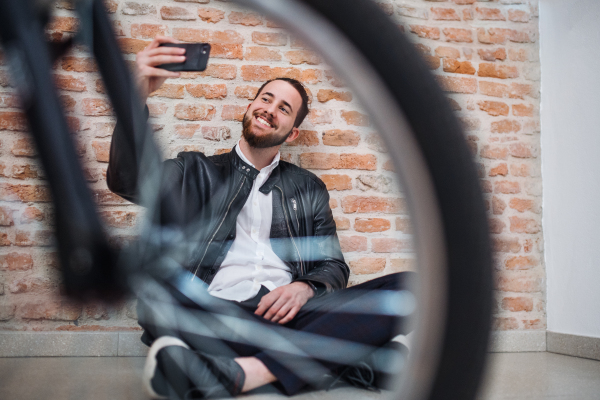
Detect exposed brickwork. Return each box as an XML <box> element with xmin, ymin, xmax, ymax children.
<box><xmin>0</xmin><ymin>0</ymin><xmax>542</xmax><ymax>333</ymax></box>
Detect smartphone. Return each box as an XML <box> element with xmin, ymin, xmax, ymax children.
<box><xmin>157</xmin><ymin>43</ymin><xmax>211</xmax><ymax>72</ymax></box>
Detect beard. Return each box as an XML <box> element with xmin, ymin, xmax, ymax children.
<box><xmin>242</xmin><ymin>111</ymin><xmax>293</xmax><ymax>149</ymax></box>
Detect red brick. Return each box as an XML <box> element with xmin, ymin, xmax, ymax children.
<box><xmin>92</xmin><ymin>189</ymin><xmax>128</xmax><ymax>205</ymax></box>
<box><xmin>0</xmin><ymin>93</ymin><xmax>20</xmax><ymax>108</ymax></box>
<box><xmin>161</xmin><ymin>6</ymin><xmax>195</xmax><ymax>20</ymax></box>
<box><xmin>493</xmin><ymin>317</ymin><xmax>519</xmax><ymax>330</ymax></box>
<box><xmin>478</xmin><ymin>100</ymin><xmax>509</xmax><ymax>116</ymax></box>
<box><xmin>322</xmin><ymin>130</ymin><xmax>360</xmax><ymax>147</ymax></box>
<box><xmin>479</xmin><ymin>63</ymin><xmax>519</xmax><ymax>79</ymax></box>
<box><xmin>101</xmin><ymin>211</ymin><xmax>138</xmax><ymax>228</ymax></box>
<box><xmin>492</xmin><ymin>196</ymin><xmax>506</xmax><ymax>215</ymax></box>
<box><xmin>117</xmin><ymin>38</ymin><xmax>149</xmax><ymax>54</ymax></box>
<box><xmin>480</xmin><ymin>145</ymin><xmax>508</xmax><ymax>160</ymax></box>
<box><xmin>21</xmin><ymin>207</ymin><xmax>44</xmax><ymax>223</ymax></box>
<box><xmin>320</xmin><ymin>174</ymin><xmax>352</xmax><ymax>191</ymax></box>
<box><xmin>493</xmin><ymin>236</ymin><xmax>521</xmax><ymax>253</ymax></box>
<box><xmin>334</xmin><ymin>216</ymin><xmax>350</xmax><ymax>231</ymax></box>
<box><xmin>0</xmin><ymin>233</ymin><xmax>9</xmax><ymax>246</ymax></box>
<box><xmin>510</xmin><ymin>163</ymin><xmax>530</xmax><ymax>177</ymax></box>
<box><xmin>513</xmin><ymin>103</ymin><xmax>534</xmax><ymax>117</ymax></box>
<box><xmin>149</xmin><ymin>84</ymin><xmax>184</xmax><ymax>99</ymax></box>
<box><xmin>355</xmin><ymin>218</ymin><xmax>391</xmax><ymax>233</ymax></box>
<box><xmin>478</xmin><ymin>48</ymin><xmax>507</xmax><ymax>61</ymax></box>
<box><xmin>349</xmin><ymin>258</ymin><xmax>386</xmax><ymax>275</ymax></box>
<box><xmin>308</xmin><ymin>109</ymin><xmax>334</xmax><ymax>125</ymax></box>
<box><xmin>286</xmin><ymin>130</ymin><xmax>319</xmax><ymax>147</ymax></box>
<box><xmin>252</xmin><ymin>32</ymin><xmax>287</xmax><ymax>46</ymax></box>
<box><xmin>509</xmin><ymin>198</ymin><xmax>535</xmax><ymax>213</ymax></box>
<box><xmin>476</xmin><ymin>7</ymin><xmax>506</xmax><ymax>21</ymax></box>
<box><xmin>510</xmin><ymin>143</ymin><xmax>536</xmax><ymax>158</ymax></box>
<box><xmin>509</xmin><ymin>48</ymin><xmax>529</xmax><ymax>62</ymax></box>
<box><xmin>54</xmin><ymin>74</ymin><xmax>86</xmax><ymax>92</ymax></box>
<box><xmin>510</xmin><ymin>216</ymin><xmax>540</xmax><ymax>234</ymax></box>
<box><xmin>443</xmin><ymin>28</ymin><xmax>473</xmax><ymax>43</ymax></box>
<box><xmin>0</xmin><ymin>252</ymin><xmax>34</xmax><ymax>271</ymax></box>
<box><xmin>11</xmin><ymin>138</ymin><xmax>36</xmax><ymax>157</ymax></box>
<box><xmin>436</xmin><ymin>76</ymin><xmax>477</xmax><ymax>94</ymax></box>
<box><xmin>317</xmin><ymin>90</ymin><xmax>352</xmax><ymax>103</ymax></box>
<box><xmin>82</xmin><ymin>98</ymin><xmax>112</xmax><ymax>116</ymax></box>
<box><xmin>341</xmin><ymin>196</ymin><xmax>405</xmax><ymax>214</ymax></box>
<box><xmin>409</xmin><ymin>25</ymin><xmax>441</xmax><ymax>40</ymax></box>
<box><xmin>443</xmin><ymin>59</ymin><xmax>476</xmax><ymax>75</ymax></box>
<box><xmin>210</xmin><ymin>43</ymin><xmax>243</xmax><ymax>60</ymax></box>
<box><xmin>338</xmin><ymin>235</ymin><xmax>367</xmax><ymax>252</ymax></box>
<box><xmin>523</xmin><ymin>319</ymin><xmax>545</xmax><ymax>330</ymax></box>
<box><xmin>197</xmin><ymin>7</ymin><xmax>225</xmax><ymax>23</ymax></box>
<box><xmin>121</xmin><ymin>2</ymin><xmax>155</xmax><ymax>15</ymax></box>
<box><xmin>495</xmin><ymin>180</ymin><xmax>520</xmax><ymax>194</ymax></box>
<box><xmin>229</xmin><ymin>11</ymin><xmax>262</xmax><ymax>26</ymax></box>
<box><xmin>398</xmin><ymin>5</ymin><xmax>429</xmax><ymax>19</ymax></box>
<box><xmin>147</xmin><ymin>103</ymin><xmax>168</xmax><ymax>117</ymax></box>
<box><xmin>202</xmin><ymin>126</ymin><xmax>230</xmax><ymax>141</ymax></box>
<box><xmin>508</xmin><ymin>9</ymin><xmax>530</xmax><ymax>23</ymax></box>
<box><xmin>372</xmin><ymin>238</ymin><xmax>411</xmax><ymax>253</ymax></box>
<box><xmin>435</xmin><ymin>46</ymin><xmax>460</xmax><ymax>59</ymax></box>
<box><xmin>91</xmin><ymin>141</ymin><xmax>109</xmax><ymax>163</ymax></box>
<box><xmin>245</xmin><ymin>46</ymin><xmax>281</xmax><ymax>62</ymax></box>
<box><xmin>502</xmin><ymin>296</ymin><xmax>533</xmax><ymax>312</ymax></box>
<box><xmin>185</xmin><ymin>84</ymin><xmax>227</xmax><ymax>99</ymax></box>
<box><xmin>0</xmin><ymin>112</ymin><xmax>28</xmax><ymax>131</ymax></box>
<box><xmin>341</xmin><ymin>111</ymin><xmax>369</xmax><ymax>127</ymax></box>
<box><xmin>172</xmin><ymin>28</ymin><xmax>243</xmax><ymax>44</ymax></box>
<box><xmin>489</xmin><ymin>218</ymin><xmax>506</xmax><ymax>234</ymax></box>
<box><xmin>0</xmin><ymin>207</ymin><xmax>14</xmax><ymax>226</ymax></box>
<box><xmin>395</xmin><ymin>217</ymin><xmax>413</xmax><ymax>234</ymax></box>
<box><xmin>431</xmin><ymin>7</ymin><xmax>461</xmax><ymax>20</ymax></box>
<box><xmin>174</xmin><ymin>104</ymin><xmax>215</xmax><ymax>121</ymax></box>
<box><xmin>299</xmin><ymin>153</ymin><xmax>376</xmax><ymax>170</ymax></box>
<box><xmin>0</xmin><ymin>184</ymin><xmax>51</xmax><ymax>202</ymax></box>
<box><xmin>496</xmin><ymin>272</ymin><xmax>543</xmax><ymax>293</ymax></box>
<box><xmin>285</xmin><ymin>50</ymin><xmax>320</xmax><ymax>65</ymax></box>
<box><xmin>221</xmin><ymin>105</ymin><xmax>246</xmax><ymax>121</ymax></box>
<box><xmin>491</xmin><ymin>119</ymin><xmax>521</xmax><ymax>134</ymax></box>
<box><xmin>490</xmin><ymin>163</ymin><xmax>508</xmax><ymax>177</ymax></box>
<box><xmin>179</xmin><ymin>64</ymin><xmax>237</xmax><ymax>80</ymax></box>
<box><xmin>234</xmin><ymin>85</ymin><xmax>259</xmax><ymax>100</ymax></box>
<box><xmin>48</xmin><ymin>16</ymin><xmax>79</xmax><ymax>32</ymax></box>
<box><xmin>463</xmin><ymin>8</ymin><xmax>474</xmax><ymax>20</ymax></box>
<box><xmin>19</xmin><ymin>300</ymin><xmax>82</xmax><ymax>321</ymax></box>
<box><xmin>506</xmin><ymin>256</ymin><xmax>537</xmax><ymax>270</ymax></box>
<box><xmin>478</xmin><ymin>28</ymin><xmax>531</xmax><ymax>45</ymax></box>
<box><xmin>12</xmin><ymin>164</ymin><xmax>40</xmax><ymax>180</ymax></box>
<box><xmin>130</xmin><ymin>23</ymin><xmax>167</xmax><ymax>39</ymax></box>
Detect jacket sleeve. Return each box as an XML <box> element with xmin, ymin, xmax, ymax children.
<box><xmin>106</xmin><ymin>105</ymin><xmax>184</xmax><ymax>206</ymax></box>
<box><xmin>294</xmin><ymin>182</ymin><xmax>350</xmax><ymax>296</ymax></box>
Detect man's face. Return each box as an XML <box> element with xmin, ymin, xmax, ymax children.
<box><xmin>242</xmin><ymin>80</ymin><xmax>303</xmax><ymax>149</ymax></box>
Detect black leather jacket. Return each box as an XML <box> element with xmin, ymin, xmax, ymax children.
<box><xmin>106</xmin><ymin>112</ymin><xmax>349</xmax><ymax>296</ymax></box>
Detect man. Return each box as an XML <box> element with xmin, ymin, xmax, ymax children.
<box><xmin>107</xmin><ymin>36</ymin><xmax>412</xmax><ymax>399</ymax></box>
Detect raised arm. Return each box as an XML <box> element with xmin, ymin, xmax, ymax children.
<box><xmin>106</xmin><ymin>36</ymin><xmax>185</xmax><ymax>202</ymax></box>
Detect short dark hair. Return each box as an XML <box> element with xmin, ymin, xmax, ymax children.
<box><xmin>253</xmin><ymin>78</ymin><xmax>310</xmax><ymax>128</ymax></box>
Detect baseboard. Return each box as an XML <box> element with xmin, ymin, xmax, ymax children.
<box><xmin>0</xmin><ymin>331</ymin><xmax>148</xmax><ymax>357</ymax></box>
<box><xmin>489</xmin><ymin>330</ymin><xmax>546</xmax><ymax>352</ymax></box>
<box><xmin>547</xmin><ymin>331</ymin><xmax>600</xmax><ymax>361</ymax></box>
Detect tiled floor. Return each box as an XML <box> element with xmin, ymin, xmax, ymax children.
<box><xmin>0</xmin><ymin>352</ymin><xmax>599</xmax><ymax>399</ymax></box>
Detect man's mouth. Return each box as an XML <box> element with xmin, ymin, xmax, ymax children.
<box><xmin>255</xmin><ymin>115</ymin><xmax>274</xmax><ymax>129</ymax></box>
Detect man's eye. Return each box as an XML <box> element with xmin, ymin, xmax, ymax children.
<box><xmin>280</xmin><ymin>107</ymin><xmax>289</xmax><ymax>114</ymax></box>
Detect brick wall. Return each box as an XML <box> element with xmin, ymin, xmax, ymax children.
<box><xmin>0</xmin><ymin>0</ymin><xmax>543</xmax><ymax>335</ymax></box>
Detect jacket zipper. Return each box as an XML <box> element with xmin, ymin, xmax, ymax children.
<box><xmin>275</xmin><ymin>185</ymin><xmax>305</xmax><ymax>276</ymax></box>
<box><xmin>190</xmin><ymin>176</ymin><xmax>246</xmax><ymax>280</ymax></box>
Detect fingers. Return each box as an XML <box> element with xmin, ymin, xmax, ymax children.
<box><xmin>146</xmin><ymin>55</ymin><xmax>186</xmax><ymax>67</ymax></box>
<box><xmin>146</xmin><ymin>35</ymin><xmax>180</xmax><ymax>50</ymax></box>
<box><xmin>138</xmin><ymin>65</ymin><xmax>180</xmax><ymax>79</ymax></box>
<box><xmin>264</xmin><ymin>297</ymin><xmax>289</xmax><ymax>322</ymax></box>
<box><xmin>255</xmin><ymin>291</ymin><xmax>280</xmax><ymax>317</ymax></box>
<box><xmin>277</xmin><ymin>306</ymin><xmax>301</xmax><ymax>325</ymax></box>
<box><xmin>146</xmin><ymin>46</ymin><xmax>186</xmax><ymax>57</ymax></box>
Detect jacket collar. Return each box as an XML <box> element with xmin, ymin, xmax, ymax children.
<box><xmin>229</xmin><ymin>145</ymin><xmax>281</xmax><ymax>193</ymax></box>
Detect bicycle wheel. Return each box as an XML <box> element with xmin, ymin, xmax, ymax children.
<box><xmin>233</xmin><ymin>1</ymin><xmax>493</xmax><ymax>399</ymax></box>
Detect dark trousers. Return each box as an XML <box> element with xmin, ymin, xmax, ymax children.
<box><xmin>137</xmin><ymin>272</ymin><xmax>414</xmax><ymax>395</ymax></box>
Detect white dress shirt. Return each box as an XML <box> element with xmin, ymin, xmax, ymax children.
<box><xmin>207</xmin><ymin>142</ymin><xmax>292</xmax><ymax>302</ymax></box>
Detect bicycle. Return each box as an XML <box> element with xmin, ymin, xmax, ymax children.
<box><xmin>0</xmin><ymin>0</ymin><xmax>492</xmax><ymax>399</ymax></box>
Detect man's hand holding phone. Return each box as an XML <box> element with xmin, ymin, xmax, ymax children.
<box><xmin>135</xmin><ymin>35</ymin><xmax>186</xmax><ymax>102</ymax></box>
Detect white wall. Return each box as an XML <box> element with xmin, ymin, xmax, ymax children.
<box><xmin>541</xmin><ymin>0</ymin><xmax>600</xmax><ymax>338</ymax></box>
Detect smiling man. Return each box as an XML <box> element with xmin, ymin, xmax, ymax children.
<box><xmin>107</xmin><ymin>36</ymin><xmax>413</xmax><ymax>399</ymax></box>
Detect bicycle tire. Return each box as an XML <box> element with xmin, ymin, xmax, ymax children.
<box><xmin>236</xmin><ymin>1</ymin><xmax>493</xmax><ymax>399</ymax></box>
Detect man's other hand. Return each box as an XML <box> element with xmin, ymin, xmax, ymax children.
<box><xmin>136</xmin><ymin>35</ymin><xmax>185</xmax><ymax>101</ymax></box>
<box><xmin>255</xmin><ymin>282</ymin><xmax>315</xmax><ymax>324</ymax></box>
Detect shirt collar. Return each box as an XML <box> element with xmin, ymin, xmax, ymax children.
<box><xmin>235</xmin><ymin>139</ymin><xmax>280</xmax><ymax>173</ymax></box>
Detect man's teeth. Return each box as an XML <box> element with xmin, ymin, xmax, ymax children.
<box><xmin>256</xmin><ymin>116</ymin><xmax>273</xmax><ymax>128</ymax></box>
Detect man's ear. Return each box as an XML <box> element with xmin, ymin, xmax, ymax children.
<box><xmin>285</xmin><ymin>127</ymin><xmax>300</xmax><ymax>143</ymax></box>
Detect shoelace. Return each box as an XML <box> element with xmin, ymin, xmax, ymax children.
<box><xmin>326</xmin><ymin>361</ymin><xmax>380</xmax><ymax>392</ymax></box>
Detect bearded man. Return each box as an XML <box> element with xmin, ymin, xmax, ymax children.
<box><xmin>107</xmin><ymin>35</ymin><xmax>413</xmax><ymax>399</ymax></box>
